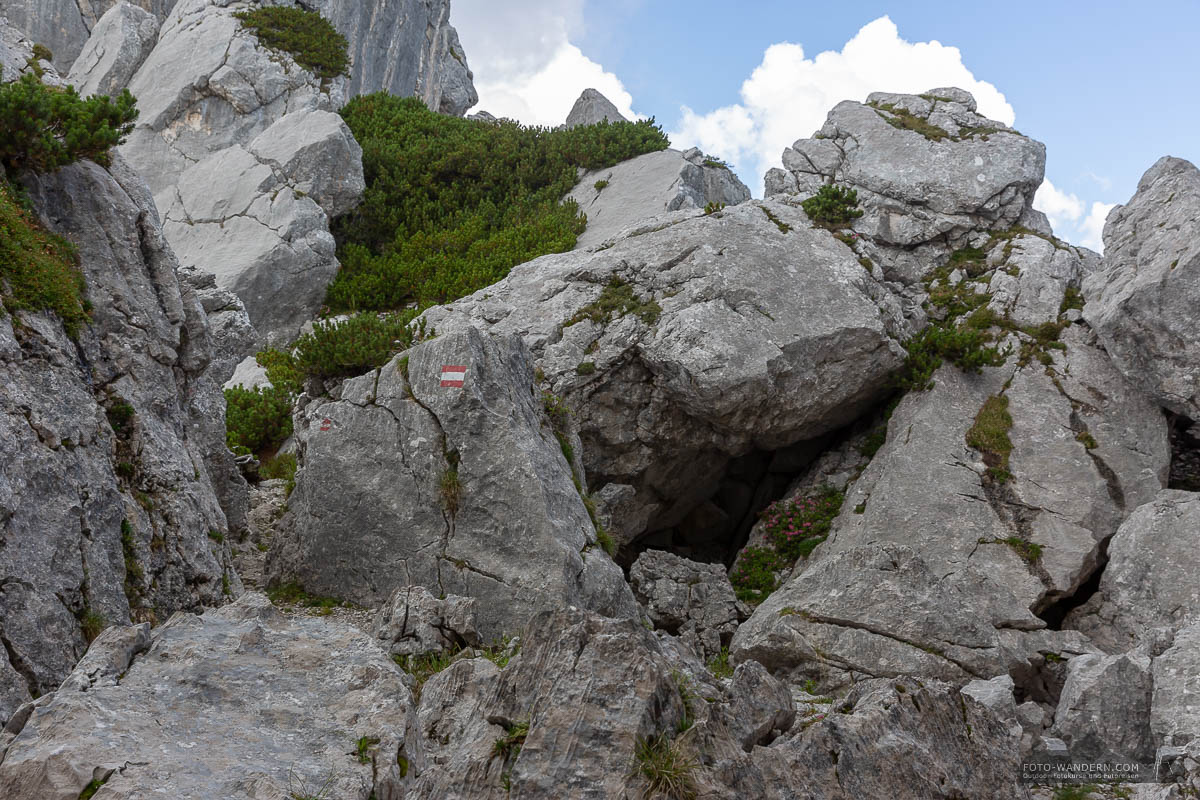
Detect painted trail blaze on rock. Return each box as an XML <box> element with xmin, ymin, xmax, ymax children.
<box><xmin>440</xmin><ymin>364</ymin><xmax>467</xmax><ymax>387</ymax></box>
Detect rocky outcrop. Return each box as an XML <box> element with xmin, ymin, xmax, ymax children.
<box><xmin>0</xmin><ymin>594</ymin><xmax>416</xmax><ymax>799</ymax></box>
<box><xmin>566</xmin><ymin>147</ymin><xmax>751</xmax><ymax>250</ymax></box>
<box><xmin>766</xmin><ymin>87</ymin><xmax>1046</xmax><ymax>283</ymax></box>
<box><xmin>565</xmin><ymin>87</ymin><xmax>627</xmax><ymax>128</ymax></box>
<box><xmin>309</xmin><ymin>0</ymin><xmax>477</xmax><ymax>114</ymax></box>
<box><xmin>0</xmin><ymin>145</ymin><xmax>248</xmax><ymax>727</ymax></box>
<box><xmin>1084</xmin><ymin>156</ymin><xmax>1200</xmax><ymax>418</ymax></box>
<box><xmin>1047</xmin><ymin>651</ymin><xmax>1156</xmax><ymax>768</ymax></box>
<box><xmin>1152</xmin><ymin>622</ymin><xmax>1200</xmax><ymax>748</ymax></box>
<box><xmin>1066</xmin><ymin>490</ymin><xmax>1200</xmax><ymax>652</ymax></box>
<box><xmin>0</xmin><ymin>0</ymin><xmax>176</xmax><ymax>72</ymax></box>
<box><xmin>630</xmin><ymin>549</ymin><xmax>742</xmax><ymax>661</ymax></box>
<box><xmin>65</xmin><ymin>2</ymin><xmax>158</xmax><ymax>99</ymax></box>
<box><xmin>373</xmin><ymin>584</ymin><xmax>481</xmax><ymax>659</ymax></box>
<box><xmin>61</xmin><ymin>0</ymin><xmax>367</xmax><ymax>349</ymax></box>
<box><xmin>269</xmin><ymin>326</ymin><xmax>637</xmax><ymax>639</ymax></box>
<box><xmin>423</xmin><ymin>198</ymin><xmax>911</xmax><ymax>554</ymax></box>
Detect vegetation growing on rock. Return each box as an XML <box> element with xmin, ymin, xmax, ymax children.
<box><xmin>233</xmin><ymin>7</ymin><xmax>349</xmax><ymax>80</ymax></box>
<box><xmin>801</xmin><ymin>184</ymin><xmax>863</xmax><ymax>227</ymax></box>
<box><xmin>0</xmin><ymin>74</ymin><xmax>137</xmax><ymax>173</ymax></box>
<box><xmin>328</xmin><ymin>94</ymin><xmax>669</xmax><ymax>310</ymax></box>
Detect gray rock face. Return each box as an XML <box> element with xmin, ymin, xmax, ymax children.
<box><xmin>1152</xmin><ymin>622</ymin><xmax>1200</xmax><ymax>747</ymax></box>
<box><xmin>766</xmin><ymin>88</ymin><xmax>1045</xmax><ymax>283</ymax></box>
<box><xmin>156</xmin><ymin>109</ymin><xmax>364</xmax><ymax>343</ymax></box>
<box><xmin>1066</xmin><ymin>490</ymin><xmax>1200</xmax><ymax>652</ymax></box>
<box><xmin>373</xmin><ymin>584</ymin><xmax>480</xmax><ymax>658</ymax></box>
<box><xmin>0</xmin><ymin>13</ymin><xmax>66</xmax><ymax>83</ymax></box>
<box><xmin>630</xmin><ymin>549</ymin><xmax>742</xmax><ymax>661</ymax></box>
<box><xmin>0</xmin><ymin>149</ymin><xmax>246</xmax><ymax>725</ymax></box>
<box><xmin>305</xmin><ymin>0</ymin><xmax>477</xmax><ymax>114</ymax></box>
<box><xmin>1084</xmin><ymin>156</ymin><xmax>1200</xmax><ymax>418</ymax></box>
<box><xmin>565</xmin><ymin>87</ymin><xmax>627</xmax><ymax>128</ymax></box>
<box><xmin>65</xmin><ymin>1</ymin><xmax>158</xmax><ymax>98</ymax></box>
<box><xmin>0</xmin><ymin>594</ymin><xmax>417</xmax><ymax>799</ymax></box>
<box><xmin>566</xmin><ymin>147</ymin><xmax>751</xmax><ymax>250</ymax></box>
<box><xmin>422</xmin><ymin>199</ymin><xmax>910</xmax><ymax>550</ymax></box>
<box><xmin>0</xmin><ymin>0</ymin><xmax>176</xmax><ymax>72</ymax></box>
<box><xmin>269</xmin><ymin>326</ymin><xmax>637</xmax><ymax>639</ymax></box>
<box><xmin>732</xmin><ymin>240</ymin><xmax>1167</xmax><ymax>688</ymax></box>
<box><xmin>1049</xmin><ymin>652</ymin><xmax>1156</xmax><ymax>765</ymax></box>
<box><xmin>181</xmin><ymin>266</ymin><xmax>257</xmax><ymax>384</ymax></box>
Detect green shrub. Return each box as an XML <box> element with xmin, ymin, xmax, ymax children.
<box><xmin>294</xmin><ymin>310</ymin><xmax>422</xmax><ymax>380</ymax></box>
<box><xmin>233</xmin><ymin>7</ymin><xmax>348</xmax><ymax>80</ymax></box>
<box><xmin>0</xmin><ymin>179</ymin><xmax>89</xmax><ymax>336</ymax></box>
<box><xmin>225</xmin><ymin>384</ymin><xmax>293</xmax><ymax>456</ymax></box>
<box><xmin>704</xmin><ymin>201</ymin><xmax>725</xmax><ymax>215</ymax></box>
<box><xmin>897</xmin><ymin>325</ymin><xmax>1007</xmax><ymax>392</ymax></box>
<box><xmin>31</xmin><ymin>43</ymin><xmax>53</xmax><ymax>63</ymax></box>
<box><xmin>0</xmin><ymin>74</ymin><xmax>137</xmax><ymax>173</ymax></box>
<box><xmin>630</xmin><ymin>733</ymin><xmax>698</xmax><ymax>800</ymax></box>
<box><xmin>801</xmin><ymin>184</ymin><xmax>863</xmax><ymax>227</ymax></box>
<box><xmin>593</xmin><ymin>179</ymin><xmax>609</xmax><ymax>191</ymax></box>
<box><xmin>1059</xmin><ymin>286</ymin><xmax>1085</xmax><ymax>314</ymax></box>
<box><xmin>730</xmin><ymin>488</ymin><xmax>843</xmax><ymax>604</ymax></box>
<box><xmin>328</xmin><ymin>95</ymin><xmax>669</xmax><ymax>310</ymax></box>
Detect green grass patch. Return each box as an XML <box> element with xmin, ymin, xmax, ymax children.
<box><xmin>1059</xmin><ymin>286</ymin><xmax>1085</xmax><ymax>314</ymax></box>
<box><xmin>896</xmin><ymin>325</ymin><xmax>1008</xmax><ymax>392</ymax></box>
<box><xmin>233</xmin><ymin>7</ymin><xmax>348</xmax><ymax>80</ymax></box>
<box><xmin>966</xmin><ymin>395</ymin><xmax>1013</xmax><ymax>481</ymax></box>
<box><xmin>707</xmin><ymin>646</ymin><xmax>734</xmax><ymax>679</ymax></box>
<box><xmin>630</xmin><ymin>733</ymin><xmax>698</xmax><ymax>800</ymax></box>
<box><xmin>0</xmin><ymin>179</ymin><xmax>89</xmax><ymax>337</ymax></box>
<box><xmin>760</xmin><ymin>205</ymin><xmax>792</xmax><ymax>233</ymax></box>
<box><xmin>328</xmin><ymin>94</ymin><xmax>669</xmax><ymax>311</ymax></box>
<box><xmin>266</xmin><ymin>582</ymin><xmax>345</xmax><ymax>611</ymax></box>
<box><xmin>564</xmin><ymin>275</ymin><xmax>661</xmax><ymax>327</ymax></box>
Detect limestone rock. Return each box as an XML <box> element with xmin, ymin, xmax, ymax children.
<box><xmin>0</xmin><ymin>594</ymin><xmax>417</xmax><ymax>799</ymax></box>
<box><xmin>422</xmin><ymin>199</ymin><xmax>911</xmax><ymax>551</ymax></box>
<box><xmin>1067</xmin><ymin>491</ymin><xmax>1200</xmax><ymax>652</ymax></box>
<box><xmin>373</xmin><ymin>584</ymin><xmax>481</xmax><ymax>658</ymax></box>
<box><xmin>1152</xmin><ymin>623</ymin><xmax>1200</xmax><ymax>748</ymax></box>
<box><xmin>766</xmin><ymin>87</ymin><xmax>1045</xmax><ymax>283</ymax></box>
<box><xmin>630</xmin><ymin>549</ymin><xmax>742</xmax><ymax>661</ymax></box>
<box><xmin>0</xmin><ymin>0</ymin><xmax>175</xmax><ymax>72</ymax></box>
<box><xmin>565</xmin><ymin>87</ymin><xmax>627</xmax><ymax>128</ymax></box>
<box><xmin>156</xmin><ymin>110</ymin><xmax>364</xmax><ymax>343</ymax></box>
<box><xmin>268</xmin><ymin>326</ymin><xmax>637</xmax><ymax>639</ymax></box>
<box><xmin>1049</xmin><ymin>651</ymin><xmax>1156</xmax><ymax>765</ymax></box>
<box><xmin>180</xmin><ymin>266</ymin><xmax>257</xmax><ymax>384</ymax></box>
<box><xmin>1084</xmin><ymin>156</ymin><xmax>1200</xmax><ymax>418</ymax></box>
<box><xmin>308</xmin><ymin>0</ymin><xmax>477</xmax><ymax>114</ymax></box>
<box><xmin>566</xmin><ymin>147</ymin><xmax>751</xmax><ymax>250</ymax></box>
<box><xmin>0</xmin><ymin>151</ymin><xmax>245</xmax><ymax>725</ymax></box>
<box><xmin>66</xmin><ymin>1</ymin><xmax>158</xmax><ymax>99</ymax></box>
<box><xmin>0</xmin><ymin>13</ymin><xmax>67</xmax><ymax>84</ymax></box>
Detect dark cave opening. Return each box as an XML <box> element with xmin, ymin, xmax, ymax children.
<box><xmin>1036</xmin><ymin>537</ymin><xmax>1109</xmax><ymax>631</ymax></box>
<box><xmin>1168</xmin><ymin>412</ymin><xmax>1200</xmax><ymax>491</ymax></box>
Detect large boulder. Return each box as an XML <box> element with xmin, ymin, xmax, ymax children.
<box><xmin>422</xmin><ymin>198</ymin><xmax>911</xmax><ymax>553</ymax></box>
<box><xmin>1152</xmin><ymin>622</ymin><xmax>1200</xmax><ymax>748</ymax></box>
<box><xmin>766</xmin><ymin>87</ymin><xmax>1046</xmax><ymax>283</ymax></box>
<box><xmin>731</xmin><ymin>237</ymin><xmax>1167</xmax><ymax>689</ymax></box>
<box><xmin>630</xmin><ymin>549</ymin><xmax>743</xmax><ymax>661</ymax></box>
<box><xmin>1048</xmin><ymin>651</ymin><xmax>1156</xmax><ymax>766</ymax></box>
<box><xmin>1084</xmin><ymin>156</ymin><xmax>1200</xmax><ymax>418</ymax></box>
<box><xmin>565</xmin><ymin>87</ymin><xmax>627</xmax><ymax>128</ymax></box>
<box><xmin>566</xmin><ymin>147</ymin><xmax>751</xmax><ymax>250</ymax></box>
<box><xmin>1066</xmin><ymin>490</ymin><xmax>1200</xmax><ymax>652</ymax></box>
<box><xmin>65</xmin><ymin>1</ymin><xmax>158</xmax><ymax>99</ymax></box>
<box><xmin>0</xmin><ymin>594</ymin><xmax>417</xmax><ymax>799</ymax></box>
<box><xmin>268</xmin><ymin>326</ymin><xmax>638</xmax><ymax>639</ymax></box>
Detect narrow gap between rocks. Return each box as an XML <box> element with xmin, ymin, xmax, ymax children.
<box><xmin>1036</xmin><ymin>538</ymin><xmax>1109</xmax><ymax>631</ymax></box>
<box><xmin>1168</xmin><ymin>412</ymin><xmax>1200</xmax><ymax>490</ymax></box>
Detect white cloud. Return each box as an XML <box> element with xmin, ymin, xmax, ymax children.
<box><xmin>1033</xmin><ymin>179</ymin><xmax>1084</xmax><ymax>233</ymax></box>
<box><xmin>1078</xmin><ymin>201</ymin><xmax>1117</xmax><ymax>252</ymax></box>
<box><xmin>669</xmin><ymin>16</ymin><xmax>1014</xmax><ymax>196</ymax></box>
<box><xmin>450</xmin><ymin>0</ymin><xmax>635</xmax><ymax>126</ymax></box>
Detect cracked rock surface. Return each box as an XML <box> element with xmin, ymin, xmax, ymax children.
<box><xmin>0</xmin><ymin>594</ymin><xmax>416</xmax><ymax>800</ymax></box>
<box><xmin>423</xmin><ymin>198</ymin><xmax>911</xmax><ymax>548</ymax></box>
<box><xmin>268</xmin><ymin>326</ymin><xmax>637</xmax><ymax>638</ymax></box>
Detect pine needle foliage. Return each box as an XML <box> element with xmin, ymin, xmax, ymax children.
<box><xmin>0</xmin><ymin>74</ymin><xmax>137</xmax><ymax>173</ymax></box>
<box><xmin>233</xmin><ymin>7</ymin><xmax>349</xmax><ymax>80</ymax></box>
<box><xmin>328</xmin><ymin>94</ymin><xmax>670</xmax><ymax>311</ymax></box>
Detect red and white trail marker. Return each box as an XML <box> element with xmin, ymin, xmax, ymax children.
<box><xmin>440</xmin><ymin>365</ymin><xmax>467</xmax><ymax>388</ymax></box>
<box><xmin>320</xmin><ymin>418</ymin><xmax>332</xmax><ymax>432</ymax></box>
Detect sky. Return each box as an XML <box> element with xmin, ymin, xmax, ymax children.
<box><xmin>450</xmin><ymin>1</ymin><xmax>1200</xmax><ymax>252</ymax></box>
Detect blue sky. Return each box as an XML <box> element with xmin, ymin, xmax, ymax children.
<box><xmin>451</xmin><ymin>1</ymin><xmax>1200</xmax><ymax>250</ymax></box>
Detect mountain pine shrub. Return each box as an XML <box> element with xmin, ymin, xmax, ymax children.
<box><xmin>0</xmin><ymin>74</ymin><xmax>137</xmax><ymax>173</ymax></box>
<box><xmin>233</xmin><ymin>7</ymin><xmax>349</xmax><ymax>80</ymax></box>
<box><xmin>328</xmin><ymin>94</ymin><xmax>670</xmax><ymax>310</ymax></box>
<box><xmin>801</xmin><ymin>184</ymin><xmax>864</xmax><ymax>227</ymax></box>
